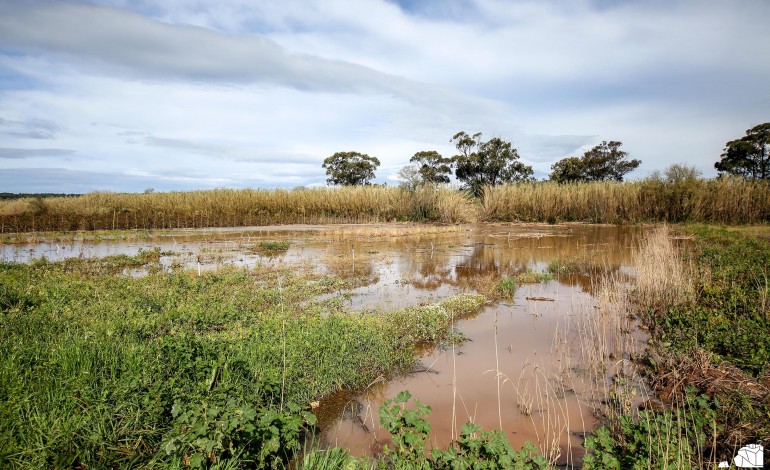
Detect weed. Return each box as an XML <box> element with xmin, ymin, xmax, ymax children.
<box><xmin>256</xmin><ymin>240</ymin><xmax>291</xmax><ymax>253</ymax></box>
<box><xmin>0</xmin><ymin>255</ymin><xmax>487</xmax><ymax>468</ymax></box>
<box><xmin>495</xmin><ymin>276</ymin><xmax>517</xmax><ymax>299</ymax></box>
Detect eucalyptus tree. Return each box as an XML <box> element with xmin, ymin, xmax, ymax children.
<box><xmin>451</xmin><ymin>131</ymin><xmax>533</xmax><ymax>197</ymax></box>
<box><xmin>322</xmin><ymin>151</ymin><xmax>380</xmax><ymax>186</ymax></box>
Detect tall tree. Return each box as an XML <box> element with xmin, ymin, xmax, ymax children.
<box><xmin>715</xmin><ymin>123</ymin><xmax>770</xmax><ymax>180</ymax></box>
<box><xmin>322</xmin><ymin>151</ymin><xmax>380</xmax><ymax>186</ymax></box>
<box><xmin>581</xmin><ymin>141</ymin><xmax>640</xmax><ymax>181</ymax></box>
<box><xmin>549</xmin><ymin>141</ymin><xmax>640</xmax><ymax>183</ymax></box>
<box><xmin>451</xmin><ymin>131</ymin><xmax>533</xmax><ymax>197</ymax></box>
<box><xmin>410</xmin><ymin>150</ymin><xmax>453</xmax><ymax>184</ymax></box>
<box><xmin>549</xmin><ymin>157</ymin><xmax>585</xmax><ymax>183</ymax></box>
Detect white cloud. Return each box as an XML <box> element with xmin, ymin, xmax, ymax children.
<box><xmin>0</xmin><ymin>0</ymin><xmax>769</xmax><ymax>192</ymax></box>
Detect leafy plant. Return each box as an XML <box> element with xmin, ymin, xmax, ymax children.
<box><xmin>378</xmin><ymin>391</ymin><xmax>552</xmax><ymax>469</ymax></box>
<box><xmin>162</xmin><ymin>398</ymin><xmax>316</xmax><ymax>468</ymax></box>
<box><xmin>495</xmin><ymin>276</ymin><xmax>517</xmax><ymax>299</ymax></box>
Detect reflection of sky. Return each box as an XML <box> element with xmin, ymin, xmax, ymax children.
<box><xmin>2</xmin><ymin>225</ymin><xmax>646</xmax><ymax>300</ymax></box>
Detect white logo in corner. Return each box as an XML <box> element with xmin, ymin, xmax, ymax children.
<box><xmin>719</xmin><ymin>444</ymin><xmax>764</xmax><ymax>468</ymax></box>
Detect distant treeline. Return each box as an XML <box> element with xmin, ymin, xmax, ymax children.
<box><xmin>1</xmin><ymin>177</ymin><xmax>769</xmax><ymax>233</ymax></box>
<box><xmin>0</xmin><ymin>192</ymin><xmax>82</xmax><ymax>200</ymax></box>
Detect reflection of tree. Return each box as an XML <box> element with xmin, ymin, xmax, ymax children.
<box><xmin>404</xmin><ymin>226</ymin><xmax>644</xmax><ymax>294</ymax></box>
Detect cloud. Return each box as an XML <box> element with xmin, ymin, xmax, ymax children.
<box><xmin>0</xmin><ymin>147</ymin><xmax>75</xmax><ymax>159</ymax></box>
<box><xmin>0</xmin><ymin>1</ymin><xmax>481</xmax><ymax>107</ymax></box>
<box><xmin>1</xmin><ymin>0</ymin><xmax>769</xmax><ymax>192</ymax></box>
<box><xmin>0</xmin><ymin>117</ymin><xmax>61</xmax><ymax>139</ymax></box>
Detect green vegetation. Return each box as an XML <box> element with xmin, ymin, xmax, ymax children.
<box><xmin>495</xmin><ymin>276</ymin><xmax>517</xmax><ymax>299</ymax></box>
<box><xmin>494</xmin><ymin>271</ymin><xmax>553</xmax><ymax>299</ymax></box>
<box><xmin>546</xmin><ymin>258</ymin><xmax>582</xmax><ymax>275</ymax></box>
<box><xmin>256</xmin><ymin>240</ymin><xmax>291</xmax><ymax>253</ymax></box>
<box><xmin>584</xmin><ymin>389</ymin><xmax>719</xmax><ymax>469</ymax></box>
<box><xmin>322</xmin><ymin>151</ymin><xmax>381</xmax><ymax>186</ymax></box>
<box><xmin>715</xmin><ymin>122</ymin><xmax>769</xmax><ymax>180</ymax></box>
<box><xmin>410</xmin><ymin>150</ymin><xmax>453</xmax><ymax>185</ymax></box>
<box><xmin>549</xmin><ymin>140</ymin><xmax>640</xmax><ymax>183</ymax></box>
<box><xmin>451</xmin><ymin>131</ymin><xmax>534</xmax><ymax>197</ymax></box>
<box><xmin>0</xmin><ymin>254</ymin><xmax>487</xmax><ymax>468</ymax></box>
<box><xmin>307</xmin><ymin>391</ymin><xmax>552</xmax><ymax>469</ymax></box>
<box><xmin>658</xmin><ymin>227</ymin><xmax>770</xmax><ymax>375</ymax></box>
<box><xmin>589</xmin><ymin>226</ymin><xmax>770</xmax><ymax>467</ymax></box>
<box><xmin>515</xmin><ymin>270</ymin><xmax>554</xmax><ymax>284</ymax></box>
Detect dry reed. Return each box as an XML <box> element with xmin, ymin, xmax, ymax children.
<box><xmin>632</xmin><ymin>226</ymin><xmax>694</xmax><ymax>309</ymax></box>
<box><xmin>2</xmin><ymin>177</ymin><xmax>769</xmax><ymax>233</ymax></box>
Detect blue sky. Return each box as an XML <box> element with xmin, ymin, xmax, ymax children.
<box><xmin>0</xmin><ymin>0</ymin><xmax>768</xmax><ymax>193</ymax></box>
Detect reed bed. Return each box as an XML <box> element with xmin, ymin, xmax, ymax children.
<box><xmin>2</xmin><ymin>177</ymin><xmax>770</xmax><ymax>233</ymax></box>
<box><xmin>482</xmin><ymin>177</ymin><xmax>770</xmax><ymax>224</ymax></box>
<box><xmin>632</xmin><ymin>225</ymin><xmax>694</xmax><ymax>308</ymax></box>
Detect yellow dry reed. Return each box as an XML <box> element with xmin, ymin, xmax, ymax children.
<box><xmin>2</xmin><ymin>177</ymin><xmax>769</xmax><ymax>232</ymax></box>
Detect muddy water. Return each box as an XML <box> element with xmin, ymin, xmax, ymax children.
<box><xmin>2</xmin><ymin>223</ymin><xmax>649</xmax><ymax>465</ymax></box>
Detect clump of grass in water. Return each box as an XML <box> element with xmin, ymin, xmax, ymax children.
<box><xmin>495</xmin><ymin>276</ymin><xmax>517</xmax><ymax>299</ymax></box>
<box><xmin>547</xmin><ymin>257</ymin><xmax>580</xmax><ymax>275</ymax></box>
<box><xmin>515</xmin><ymin>270</ymin><xmax>554</xmax><ymax>284</ymax></box>
<box><xmin>257</xmin><ymin>240</ymin><xmax>290</xmax><ymax>253</ymax></box>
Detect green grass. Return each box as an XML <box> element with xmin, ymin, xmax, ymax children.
<box><xmin>546</xmin><ymin>258</ymin><xmax>580</xmax><ymax>275</ymax></box>
<box><xmin>590</xmin><ymin>226</ymin><xmax>770</xmax><ymax>468</ymax></box>
<box><xmin>256</xmin><ymin>240</ymin><xmax>291</xmax><ymax>253</ymax></box>
<box><xmin>0</xmin><ymin>254</ymin><xmax>487</xmax><ymax>468</ymax></box>
<box><xmin>515</xmin><ymin>270</ymin><xmax>554</xmax><ymax>284</ymax></box>
<box><xmin>658</xmin><ymin>226</ymin><xmax>770</xmax><ymax>376</ymax></box>
<box><xmin>494</xmin><ymin>276</ymin><xmax>517</xmax><ymax>299</ymax></box>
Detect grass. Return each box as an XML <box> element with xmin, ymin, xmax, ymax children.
<box><xmin>2</xmin><ymin>177</ymin><xmax>770</xmax><ymax>233</ymax></box>
<box><xmin>255</xmin><ymin>240</ymin><xmax>291</xmax><ymax>253</ymax></box>
<box><xmin>0</xmin><ymin>254</ymin><xmax>488</xmax><ymax>468</ymax></box>
<box><xmin>492</xmin><ymin>270</ymin><xmax>553</xmax><ymax>300</ymax></box>
<box><xmin>581</xmin><ymin>225</ymin><xmax>770</xmax><ymax>468</ymax></box>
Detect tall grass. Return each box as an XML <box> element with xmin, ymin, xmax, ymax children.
<box><xmin>632</xmin><ymin>225</ymin><xmax>694</xmax><ymax>308</ymax></box>
<box><xmin>2</xmin><ymin>177</ymin><xmax>769</xmax><ymax>232</ymax></box>
<box><xmin>482</xmin><ymin>177</ymin><xmax>770</xmax><ymax>224</ymax></box>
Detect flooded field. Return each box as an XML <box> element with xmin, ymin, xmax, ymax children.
<box><xmin>2</xmin><ymin>223</ymin><xmax>652</xmax><ymax>466</ymax></box>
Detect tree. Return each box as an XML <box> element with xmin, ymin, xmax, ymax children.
<box><xmin>451</xmin><ymin>131</ymin><xmax>533</xmax><ymax>197</ymax></box>
<box><xmin>582</xmin><ymin>141</ymin><xmax>640</xmax><ymax>181</ymax></box>
<box><xmin>322</xmin><ymin>151</ymin><xmax>380</xmax><ymax>186</ymax></box>
<box><xmin>410</xmin><ymin>150</ymin><xmax>453</xmax><ymax>184</ymax></box>
<box><xmin>397</xmin><ymin>164</ymin><xmax>421</xmax><ymax>191</ymax></box>
<box><xmin>549</xmin><ymin>157</ymin><xmax>585</xmax><ymax>183</ymax></box>
<box><xmin>715</xmin><ymin>123</ymin><xmax>770</xmax><ymax>180</ymax></box>
<box><xmin>549</xmin><ymin>141</ymin><xmax>640</xmax><ymax>183</ymax></box>
<box><xmin>663</xmin><ymin>163</ymin><xmax>701</xmax><ymax>183</ymax></box>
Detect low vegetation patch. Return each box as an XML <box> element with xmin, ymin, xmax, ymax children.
<box><xmin>255</xmin><ymin>240</ymin><xmax>291</xmax><ymax>253</ymax></box>
<box><xmin>302</xmin><ymin>391</ymin><xmax>551</xmax><ymax>469</ymax></box>
<box><xmin>587</xmin><ymin>226</ymin><xmax>770</xmax><ymax>468</ymax></box>
<box><xmin>0</xmin><ymin>255</ymin><xmax>488</xmax><ymax>468</ymax></box>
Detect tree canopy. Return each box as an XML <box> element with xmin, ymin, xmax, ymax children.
<box><xmin>410</xmin><ymin>150</ymin><xmax>453</xmax><ymax>184</ymax></box>
<box><xmin>451</xmin><ymin>131</ymin><xmax>533</xmax><ymax>196</ymax></box>
<box><xmin>322</xmin><ymin>151</ymin><xmax>380</xmax><ymax>186</ymax></box>
<box><xmin>550</xmin><ymin>141</ymin><xmax>640</xmax><ymax>183</ymax></box>
<box><xmin>549</xmin><ymin>157</ymin><xmax>585</xmax><ymax>184</ymax></box>
<box><xmin>715</xmin><ymin>123</ymin><xmax>770</xmax><ymax>180</ymax></box>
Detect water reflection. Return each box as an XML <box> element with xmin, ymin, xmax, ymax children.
<box><xmin>2</xmin><ymin>223</ymin><xmax>650</xmax><ymax>466</ymax></box>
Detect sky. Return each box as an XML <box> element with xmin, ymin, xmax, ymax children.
<box><xmin>0</xmin><ymin>0</ymin><xmax>768</xmax><ymax>193</ymax></box>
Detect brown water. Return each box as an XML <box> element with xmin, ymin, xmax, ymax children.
<box><xmin>2</xmin><ymin>223</ymin><xmax>650</xmax><ymax>466</ymax></box>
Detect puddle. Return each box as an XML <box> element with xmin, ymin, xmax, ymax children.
<box><xmin>2</xmin><ymin>223</ymin><xmax>651</xmax><ymax>466</ymax></box>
